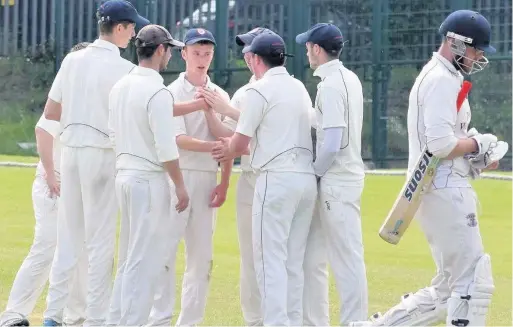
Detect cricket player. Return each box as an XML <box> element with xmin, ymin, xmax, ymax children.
<box><xmin>350</xmin><ymin>10</ymin><xmax>501</xmax><ymax>327</ymax></box>
<box><xmin>198</xmin><ymin>27</ymin><xmax>276</xmax><ymax>326</ymax></box>
<box><xmin>210</xmin><ymin>32</ymin><xmax>317</xmax><ymax>326</ymax></box>
<box><xmin>41</xmin><ymin>1</ymin><xmax>149</xmax><ymax>326</ymax></box>
<box><xmin>107</xmin><ymin>24</ymin><xmax>189</xmax><ymax>326</ymax></box>
<box><xmin>0</xmin><ymin>43</ymin><xmax>91</xmax><ymax>327</ymax></box>
<box><xmin>296</xmin><ymin>23</ymin><xmax>368</xmax><ymax>325</ymax></box>
<box><xmin>148</xmin><ymin>28</ymin><xmax>233</xmax><ymax>327</ymax></box>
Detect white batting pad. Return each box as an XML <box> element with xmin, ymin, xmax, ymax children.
<box><xmin>447</xmin><ymin>254</ymin><xmax>495</xmax><ymax>326</ymax></box>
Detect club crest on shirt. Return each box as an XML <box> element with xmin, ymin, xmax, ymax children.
<box><xmin>466</xmin><ymin>213</ymin><xmax>477</xmax><ymax>227</ymax></box>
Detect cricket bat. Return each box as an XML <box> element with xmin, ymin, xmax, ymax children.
<box><xmin>378</xmin><ymin>81</ymin><xmax>472</xmax><ymax>245</ymax></box>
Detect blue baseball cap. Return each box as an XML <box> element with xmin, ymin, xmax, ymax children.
<box><xmin>242</xmin><ymin>32</ymin><xmax>293</xmax><ymax>58</ymax></box>
<box><xmin>439</xmin><ymin>10</ymin><xmax>496</xmax><ymax>53</ymax></box>
<box><xmin>296</xmin><ymin>23</ymin><xmax>344</xmax><ymax>54</ymax></box>
<box><xmin>235</xmin><ymin>27</ymin><xmax>277</xmax><ymax>46</ymax></box>
<box><xmin>183</xmin><ymin>28</ymin><xmax>216</xmax><ymax>46</ymax></box>
<box><xmin>97</xmin><ymin>0</ymin><xmax>149</xmax><ymax>29</ymax></box>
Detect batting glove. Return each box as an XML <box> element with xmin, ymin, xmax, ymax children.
<box><xmin>467</xmin><ymin>127</ymin><xmax>480</xmax><ymax>138</ymax></box>
<box><xmin>470</xmin><ymin>140</ymin><xmax>509</xmax><ymax>169</ymax></box>
<box><xmin>470</xmin><ymin>133</ymin><xmax>498</xmax><ymax>157</ymax></box>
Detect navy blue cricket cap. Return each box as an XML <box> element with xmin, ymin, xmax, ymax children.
<box><xmin>97</xmin><ymin>0</ymin><xmax>149</xmax><ymax>28</ymax></box>
<box><xmin>439</xmin><ymin>10</ymin><xmax>496</xmax><ymax>53</ymax></box>
<box><xmin>235</xmin><ymin>27</ymin><xmax>276</xmax><ymax>46</ymax></box>
<box><xmin>296</xmin><ymin>23</ymin><xmax>344</xmax><ymax>54</ymax></box>
<box><xmin>183</xmin><ymin>28</ymin><xmax>216</xmax><ymax>46</ymax></box>
<box><xmin>242</xmin><ymin>32</ymin><xmax>294</xmax><ymax>58</ymax></box>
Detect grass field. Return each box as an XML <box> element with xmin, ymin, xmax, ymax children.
<box><xmin>0</xmin><ymin>163</ymin><xmax>511</xmax><ymax>326</ymax></box>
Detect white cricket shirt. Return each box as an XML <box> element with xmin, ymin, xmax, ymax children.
<box><xmin>48</xmin><ymin>39</ymin><xmax>135</xmax><ymax>149</ymax></box>
<box><xmin>223</xmin><ymin>75</ymin><xmax>256</xmax><ymax>172</ymax></box>
<box><xmin>313</xmin><ymin>59</ymin><xmax>365</xmax><ymax>184</ymax></box>
<box><xmin>407</xmin><ymin>52</ymin><xmax>472</xmax><ymax>189</ymax></box>
<box><xmin>236</xmin><ymin>67</ymin><xmax>314</xmax><ymax>174</ymax></box>
<box><xmin>108</xmin><ymin>66</ymin><xmax>179</xmax><ymax>172</ymax></box>
<box><xmin>168</xmin><ymin>72</ymin><xmax>230</xmax><ymax>172</ymax></box>
<box><xmin>35</xmin><ymin>114</ymin><xmax>61</xmax><ymax>177</ymax></box>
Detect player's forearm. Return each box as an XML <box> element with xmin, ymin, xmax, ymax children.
<box><xmin>163</xmin><ymin>160</ymin><xmax>185</xmax><ymax>189</ymax></box>
<box><xmin>174</xmin><ymin>99</ymin><xmax>207</xmax><ymax>116</ymax></box>
<box><xmin>44</xmin><ymin>98</ymin><xmax>62</xmax><ymax>121</ymax></box>
<box><xmin>35</xmin><ymin>127</ymin><xmax>56</xmax><ymax>176</ymax></box>
<box><xmin>176</xmin><ymin>135</ymin><xmax>216</xmax><ymax>153</ymax></box>
<box><xmin>313</xmin><ymin>127</ymin><xmax>343</xmax><ymax>176</ymax></box>
<box><xmin>220</xmin><ymin>160</ymin><xmax>233</xmax><ymax>186</ymax></box>
<box><xmin>204</xmin><ymin>111</ymin><xmax>234</xmax><ymax>138</ymax></box>
<box><xmin>446</xmin><ymin>138</ymin><xmax>479</xmax><ymax>159</ymax></box>
<box><xmin>219</xmin><ymin>103</ymin><xmax>241</xmax><ymax>121</ymax></box>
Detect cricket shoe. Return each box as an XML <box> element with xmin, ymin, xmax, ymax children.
<box><xmin>0</xmin><ymin>315</ymin><xmax>30</xmax><ymax>327</ymax></box>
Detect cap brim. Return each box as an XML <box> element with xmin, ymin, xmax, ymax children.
<box><xmin>134</xmin><ymin>15</ymin><xmax>150</xmax><ymax>30</ymax></box>
<box><xmin>185</xmin><ymin>37</ymin><xmax>216</xmax><ymax>46</ymax></box>
<box><xmin>478</xmin><ymin>44</ymin><xmax>496</xmax><ymax>54</ymax></box>
<box><xmin>241</xmin><ymin>45</ymin><xmax>253</xmax><ymax>54</ymax></box>
<box><xmin>235</xmin><ymin>34</ymin><xmax>254</xmax><ymax>46</ymax></box>
<box><xmin>295</xmin><ymin>31</ymin><xmax>310</xmax><ymax>44</ymax></box>
<box><xmin>169</xmin><ymin>39</ymin><xmax>185</xmax><ymax>48</ymax></box>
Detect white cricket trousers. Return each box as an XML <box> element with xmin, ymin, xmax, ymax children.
<box><xmin>416</xmin><ymin>187</ymin><xmax>485</xmax><ymax>299</ymax></box>
<box><xmin>106</xmin><ymin>170</ymin><xmax>173</xmax><ymax>326</ymax></box>
<box><xmin>0</xmin><ymin>175</ymin><xmax>87</xmax><ymax>325</ymax></box>
<box><xmin>236</xmin><ymin>171</ymin><xmax>261</xmax><ymax>326</ymax></box>
<box><xmin>148</xmin><ymin>170</ymin><xmax>217</xmax><ymax>326</ymax></box>
<box><xmin>304</xmin><ymin>180</ymin><xmax>368</xmax><ymax>325</ymax></box>
<box><xmin>44</xmin><ymin>146</ymin><xmax>118</xmax><ymax>326</ymax></box>
<box><xmin>253</xmin><ymin>171</ymin><xmax>317</xmax><ymax>326</ymax></box>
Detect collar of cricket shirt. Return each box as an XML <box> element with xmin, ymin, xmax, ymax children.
<box><xmin>432</xmin><ymin>52</ymin><xmax>461</xmax><ymax>77</ymax></box>
<box><xmin>313</xmin><ymin>59</ymin><xmax>341</xmax><ymax>79</ymax></box>
<box><xmin>132</xmin><ymin>66</ymin><xmax>164</xmax><ymax>84</ymax></box>
<box><xmin>179</xmin><ymin>72</ymin><xmax>213</xmax><ymax>93</ymax></box>
<box><xmin>263</xmin><ymin>66</ymin><xmax>289</xmax><ymax>77</ymax></box>
<box><xmin>88</xmin><ymin>39</ymin><xmax>121</xmax><ymax>56</ymax></box>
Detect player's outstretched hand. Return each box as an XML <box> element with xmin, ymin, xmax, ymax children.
<box><xmin>45</xmin><ymin>172</ymin><xmax>60</xmax><ymax>198</ymax></box>
<box><xmin>212</xmin><ymin>137</ymin><xmax>233</xmax><ymax>162</ymax></box>
<box><xmin>209</xmin><ymin>183</ymin><xmax>228</xmax><ymax>208</ymax></box>
<box><xmin>175</xmin><ymin>185</ymin><xmax>189</xmax><ymax>213</ymax></box>
<box><xmin>198</xmin><ymin>87</ymin><xmax>229</xmax><ymax>115</ymax></box>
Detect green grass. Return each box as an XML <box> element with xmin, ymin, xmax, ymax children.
<box><xmin>0</xmin><ymin>167</ymin><xmax>511</xmax><ymax>326</ymax></box>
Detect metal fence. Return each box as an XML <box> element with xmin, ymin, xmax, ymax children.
<box><xmin>0</xmin><ymin>0</ymin><xmax>511</xmax><ymax>168</ymax></box>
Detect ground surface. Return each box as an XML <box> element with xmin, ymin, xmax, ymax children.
<box><xmin>0</xmin><ymin>158</ymin><xmax>511</xmax><ymax>326</ymax></box>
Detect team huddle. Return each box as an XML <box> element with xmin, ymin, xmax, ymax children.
<box><xmin>0</xmin><ymin>0</ymin><xmax>508</xmax><ymax>326</ymax></box>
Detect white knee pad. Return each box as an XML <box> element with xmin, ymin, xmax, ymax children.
<box><xmin>349</xmin><ymin>286</ymin><xmax>447</xmax><ymax>326</ymax></box>
<box><xmin>447</xmin><ymin>254</ymin><xmax>495</xmax><ymax>326</ymax></box>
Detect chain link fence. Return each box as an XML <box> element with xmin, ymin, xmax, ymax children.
<box><xmin>0</xmin><ymin>0</ymin><xmax>511</xmax><ymax>170</ymax></box>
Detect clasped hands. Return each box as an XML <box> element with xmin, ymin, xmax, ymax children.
<box><xmin>194</xmin><ymin>86</ymin><xmax>231</xmax><ymax>116</ymax></box>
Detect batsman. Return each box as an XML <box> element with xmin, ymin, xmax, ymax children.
<box><xmin>351</xmin><ymin>10</ymin><xmax>508</xmax><ymax>327</ymax></box>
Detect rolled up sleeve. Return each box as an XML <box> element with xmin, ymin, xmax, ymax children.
<box><xmin>423</xmin><ymin>76</ymin><xmax>460</xmax><ymax>157</ymax></box>
<box><xmin>48</xmin><ymin>57</ymin><xmax>68</xmax><ymax>103</ymax></box>
<box><xmin>235</xmin><ymin>88</ymin><xmax>267</xmax><ymax>137</ymax></box>
<box><xmin>36</xmin><ymin>114</ymin><xmax>60</xmax><ymax>138</ymax></box>
<box><xmin>148</xmin><ymin>89</ymin><xmax>180</xmax><ymax>163</ymax></box>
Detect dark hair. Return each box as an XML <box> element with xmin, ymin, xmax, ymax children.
<box><xmin>97</xmin><ymin>19</ymin><xmax>133</xmax><ymax>35</ymax></box>
<box><xmin>70</xmin><ymin>42</ymin><xmax>91</xmax><ymax>52</ymax></box>
<box><xmin>319</xmin><ymin>42</ymin><xmax>343</xmax><ymax>60</ymax></box>
<box><xmin>137</xmin><ymin>44</ymin><xmax>169</xmax><ymax>60</ymax></box>
<box><xmin>259</xmin><ymin>54</ymin><xmax>286</xmax><ymax>68</ymax></box>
